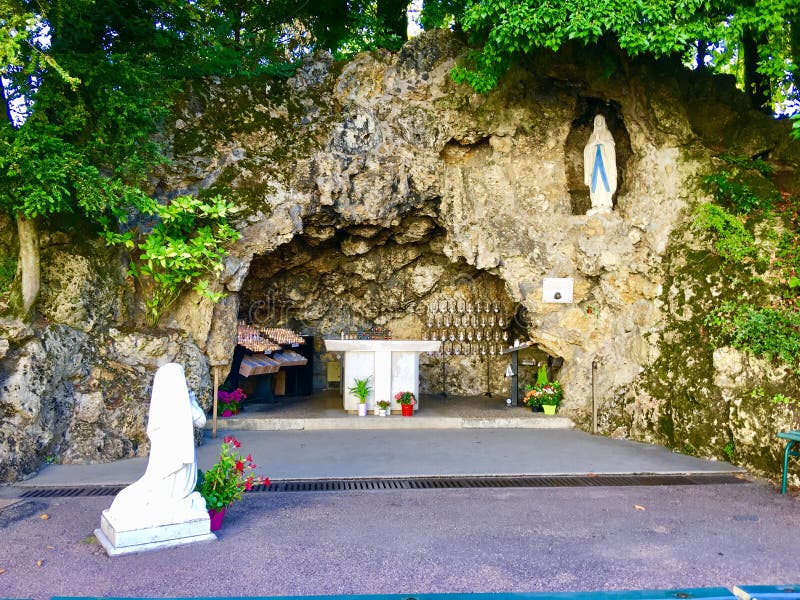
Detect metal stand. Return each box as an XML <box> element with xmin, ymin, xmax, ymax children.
<box><xmin>212</xmin><ymin>366</ymin><xmax>220</xmax><ymax>438</ymax></box>
<box><xmin>500</xmin><ymin>342</ymin><xmax>533</xmax><ymax>406</ymax></box>
<box><xmin>592</xmin><ymin>360</ymin><xmax>598</xmax><ymax>434</ymax></box>
<box><xmin>440</xmin><ymin>352</ymin><xmax>447</xmax><ymax>397</ymax></box>
<box><xmin>484</xmin><ymin>356</ymin><xmax>492</xmax><ymax>397</ymax></box>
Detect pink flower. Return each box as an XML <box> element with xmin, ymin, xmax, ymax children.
<box><xmin>235</xmin><ymin>460</ymin><xmax>245</xmax><ymax>473</ymax></box>
<box><xmin>221</xmin><ymin>409</ymin><xmax>233</xmax><ymax>417</ymax></box>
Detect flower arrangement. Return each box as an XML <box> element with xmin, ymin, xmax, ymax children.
<box><xmin>217</xmin><ymin>388</ymin><xmax>246</xmax><ymax>417</ymax></box>
<box><xmin>394</xmin><ymin>391</ymin><xmax>416</xmax><ymax>405</ymax></box>
<box><xmin>376</xmin><ymin>399</ymin><xmax>390</xmax><ymax>410</ymax></box>
<box><xmin>524</xmin><ymin>364</ymin><xmax>562</xmax><ymax>407</ymax></box>
<box><xmin>197</xmin><ymin>436</ymin><xmax>269</xmax><ymax>511</ymax></box>
<box><xmin>524</xmin><ymin>381</ymin><xmax>563</xmax><ymax>406</ymax></box>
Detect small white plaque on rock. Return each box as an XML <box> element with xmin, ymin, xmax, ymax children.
<box><xmin>542</xmin><ymin>278</ymin><xmax>574</xmax><ymax>303</ymax></box>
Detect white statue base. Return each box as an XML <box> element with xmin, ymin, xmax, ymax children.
<box><xmin>95</xmin><ymin>507</ymin><xmax>216</xmax><ymax>556</ymax></box>
<box><xmin>586</xmin><ymin>206</ymin><xmax>612</xmax><ymax>216</ymax></box>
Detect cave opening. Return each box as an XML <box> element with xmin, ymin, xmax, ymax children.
<box><xmin>234</xmin><ymin>211</ymin><xmax>534</xmax><ymax>411</ymax></box>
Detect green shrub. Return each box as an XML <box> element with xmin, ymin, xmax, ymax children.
<box><xmin>692</xmin><ymin>203</ymin><xmax>758</xmax><ymax>263</ymax></box>
<box><xmin>777</xmin><ymin>228</ymin><xmax>800</xmax><ymax>303</ymax></box>
<box><xmin>702</xmin><ymin>155</ymin><xmax>778</xmax><ymax>214</ymax></box>
<box><xmin>104</xmin><ymin>194</ymin><xmax>239</xmax><ymax>327</ymax></box>
<box><xmin>0</xmin><ymin>255</ymin><xmax>16</xmax><ymax>295</ymax></box>
<box><xmin>704</xmin><ymin>301</ymin><xmax>800</xmax><ymax>366</ymax></box>
<box><xmin>719</xmin><ymin>154</ymin><xmax>773</xmax><ymax>176</ymax></box>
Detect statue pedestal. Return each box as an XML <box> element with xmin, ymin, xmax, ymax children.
<box><xmin>586</xmin><ymin>206</ymin><xmax>612</xmax><ymax>217</ymax></box>
<box><xmin>95</xmin><ymin>509</ymin><xmax>217</xmax><ymax>556</ymax></box>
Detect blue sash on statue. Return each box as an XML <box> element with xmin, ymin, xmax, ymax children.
<box><xmin>591</xmin><ymin>144</ymin><xmax>610</xmax><ymax>193</ymax></box>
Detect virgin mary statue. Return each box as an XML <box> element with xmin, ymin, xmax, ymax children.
<box><xmin>583</xmin><ymin>114</ymin><xmax>617</xmax><ymax>214</ymax></box>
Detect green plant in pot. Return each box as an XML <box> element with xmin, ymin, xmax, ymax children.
<box><xmin>376</xmin><ymin>399</ymin><xmax>391</xmax><ymax>416</ymax></box>
<box><xmin>349</xmin><ymin>376</ymin><xmax>371</xmax><ymax>416</ymax></box>
<box><xmin>196</xmin><ymin>436</ymin><xmax>268</xmax><ymax>531</ymax></box>
<box><xmin>524</xmin><ymin>364</ymin><xmax>563</xmax><ymax>414</ymax></box>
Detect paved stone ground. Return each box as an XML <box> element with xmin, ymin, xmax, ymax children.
<box><xmin>1</xmin><ymin>480</ymin><xmax>798</xmax><ymax>600</ymax></box>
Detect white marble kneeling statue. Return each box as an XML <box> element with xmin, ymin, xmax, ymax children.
<box><xmin>95</xmin><ymin>362</ymin><xmax>216</xmax><ymax>556</ymax></box>
<box><xmin>584</xmin><ymin>114</ymin><xmax>617</xmax><ymax>215</ymax></box>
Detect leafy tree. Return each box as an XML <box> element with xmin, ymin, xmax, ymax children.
<box><xmin>420</xmin><ymin>0</ymin><xmax>469</xmax><ymax>30</ymax></box>
<box><xmin>437</xmin><ymin>0</ymin><xmax>798</xmax><ymax>115</ymax></box>
<box><xmin>377</xmin><ymin>0</ymin><xmax>409</xmax><ymax>41</ymax></box>
<box><xmin>0</xmin><ymin>0</ymin><xmax>417</xmax><ymax>319</ymax></box>
<box><xmin>0</xmin><ymin>0</ymin><xmax>184</xmax><ymax>317</ymax></box>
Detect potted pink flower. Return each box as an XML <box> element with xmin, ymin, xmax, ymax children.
<box><xmin>395</xmin><ymin>391</ymin><xmax>416</xmax><ymax>416</ymax></box>
<box><xmin>196</xmin><ymin>435</ymin><xmax>269</xmax><ymax>531</ymax></box>
<box><xmin>217</xmin><ymin>387</ymin><xmax>246</xmax><ymax>417</ymax></box>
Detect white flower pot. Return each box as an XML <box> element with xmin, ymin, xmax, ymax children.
<box><xmin>379</xmin><ymin>409</ymin><xmax>388</xmax><ymax>417</ymax></box>
<box><xmin>358</xmin><ymin>403</ymin><xmax>368</xmax><ymax>417</ymax></box>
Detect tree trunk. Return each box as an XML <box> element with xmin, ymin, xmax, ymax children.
<box><xmin>696</xmin><ymin>39</ymin><xmax>709</xmax><ymax>70</ymax></box>
<box><xmin>742</xmin><ymin>27</ymin><xmax>772</xmax><ymax>113</ymax></box>
<box><xmin>15</xmin><ymin>215</ymin><xmax>40</xmax><ymax>317</ymax></box>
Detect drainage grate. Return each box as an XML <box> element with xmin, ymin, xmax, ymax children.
<box><xmin>20</xmin><ymin>485</ymin><xmax>125</xmax><ymax>498</ymax></box>
<box><xmin>17</xmin><ymin>472</ymin><xmax>745</xmax><ymax>498</ymax></box>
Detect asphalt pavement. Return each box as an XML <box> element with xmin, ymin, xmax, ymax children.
<box><xmin>1</xmin><ymin>481</ymin><xmax>799</xmax><ymax>599</ymax></box>
<box><xmin>2</xmin><ymin>428</ymin><xmax>797</xmax><ymax>600</ymax></box>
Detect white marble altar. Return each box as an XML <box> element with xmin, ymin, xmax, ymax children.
<box><xmin>324</xmin><ymin>340</ymin><xmax>441</xmax><ymax>412</ymax></box>
<box><xmin>95</xmin><ymin>363</ymin><xmax>216</xmax><ymax>556</ymax></box>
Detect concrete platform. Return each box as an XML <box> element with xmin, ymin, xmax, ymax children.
<box><xmin>207</xmin><ymin>391</ymin><xmax>574</xmax><ymax>430</ymax></box>
<box><xmin>9</xmin><ymin>428</ymin><xmax>742</xmax><ymax>491</ymax></box>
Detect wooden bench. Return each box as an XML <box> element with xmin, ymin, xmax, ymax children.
<box><xmin>777</xmin><ymin>431</ymin><xmax>800</xmax><ymax>493</ymax></box>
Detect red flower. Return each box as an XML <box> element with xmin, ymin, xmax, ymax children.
<box><xmin>197</xmin><ymin>439</ymin><xmax>270</xmax><ymax>513</ymax></box>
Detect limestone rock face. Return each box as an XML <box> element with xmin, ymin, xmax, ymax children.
<box><xmin>157</xmin><ymin>32</ymin><xmax>796</xmax><ymax>464</ymax></box>
<box><xmin>38</xmin><ymin>242</ymin><xmax>125</xmax><ymax>332</ymax></box>
<box><xmin>0</xmin><ymin>30</ymin><xmax>798</xmax><ymax>481</ymax></box>
<box><xmin>0</xmin><ymin>317</ymin><xmax>212</xmax><ymax>480</ymax></box>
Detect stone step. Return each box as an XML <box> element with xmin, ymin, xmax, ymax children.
<box><xmin>204</xmin><ymin>414</ymin><xmax>574</xmax><ymax>431</ymax></box>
